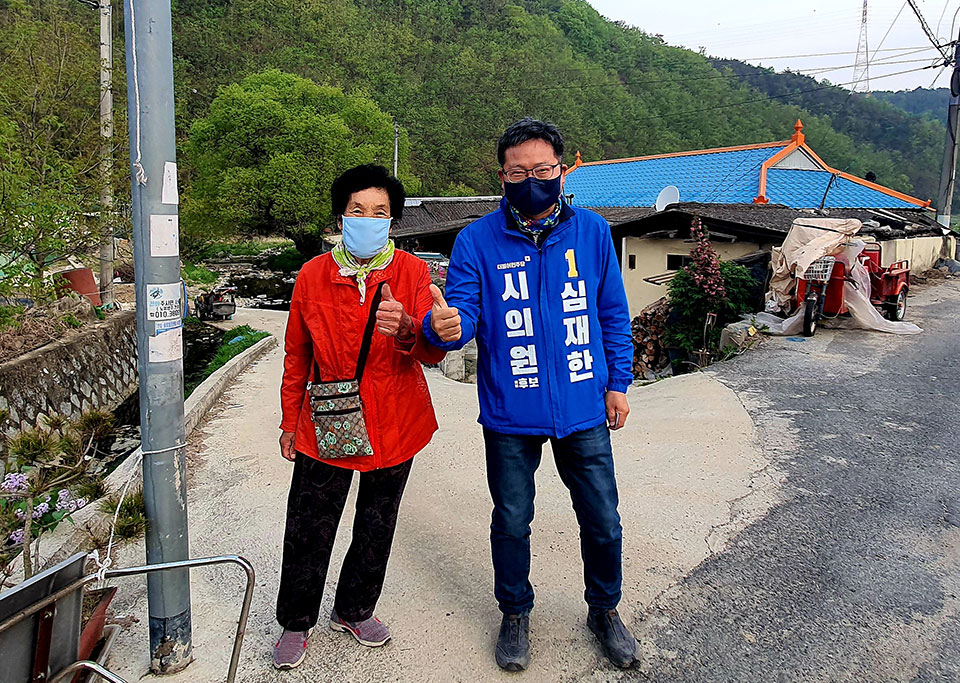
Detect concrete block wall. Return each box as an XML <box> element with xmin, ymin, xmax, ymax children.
<box><xmin>0</xmin><ymin>311</ymin><xmax>138</xmax><ymax>436</ymax></box>
<box><xmin>878</xmin><ymin>235</ymin><xmax>957</xmax><ymax>272</ymax></box>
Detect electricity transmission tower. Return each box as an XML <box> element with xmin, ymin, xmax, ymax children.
<box><xmin>852</xmin><ymin>0</ymin><xmax>870</xmax><ymax>93</ymax></box>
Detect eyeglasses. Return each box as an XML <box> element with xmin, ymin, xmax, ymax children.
<box><xmin>502</xmin><ymin>162</ymin><xmax>562</xmax><ymax>183</ymax></box>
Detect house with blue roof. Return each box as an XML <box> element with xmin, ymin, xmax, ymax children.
<box><xmin>564</xmin><ymin>119</ymin><xmax>930</xmax><ymax>211</ymax></box>
<box><xmin>564</xmin><ymin>120</ymin><xmax>950</xmax><ymax>313</ymax></box>
<box><xmin>394</xmin><ymin>121</ymin><xmax>951</xmax><ymax>315</ymax></box>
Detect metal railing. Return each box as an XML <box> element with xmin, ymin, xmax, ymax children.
<box><xmin>0</xmin><ymin>555</ymin><xmax>254</xmax><ymax>683</ymax></box>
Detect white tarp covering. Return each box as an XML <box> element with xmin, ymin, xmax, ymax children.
<box><xmin>766</xmin><ymin>218</ymin><xmax>862</xmax><ymax>313</ymax></box>
<box><xmin>759</xmin><ymin>219</ymin><xmax>921</xmax><ymax>335</ymax></box>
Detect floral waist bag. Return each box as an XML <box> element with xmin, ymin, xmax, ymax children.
<box><xmin>307</xmin><ymin>282</ymin><xmax>384</xmax><ymax>459</ymax></box>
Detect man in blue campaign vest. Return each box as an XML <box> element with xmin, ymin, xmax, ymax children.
<box><xmin>423</xmin><ymin>118</ymin><xmax>638</xmax><ymax>670</ymax></box>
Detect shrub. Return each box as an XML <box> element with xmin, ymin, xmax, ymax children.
<box><xmin>1</xmin><ymin>410</ymin><xmax>114</xmax><ymax>581</ymax></box>
<box><xmin>666</xmin><ymin>219</ymin><xmax>758</xmax><ymax>354</ymax></box>
<box><xmin>181</xmin><ymin>262</ymin><xmax>219</xmax><ymax>286</ymax></box>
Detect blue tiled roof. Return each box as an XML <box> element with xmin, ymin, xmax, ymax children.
<box><xmin>565</xmin><ymin>145</ymin><xmax>924</xmax><ymax>210</ymax></box>
<box><xmin>565</xmin><ymin>146</ymin><xmax>784</xmax><ymax>208</ymax></box>
<box><xmin>765</xmin><ymin>168</ymin><xmax>920</xmax><ymax>209</ymax></box>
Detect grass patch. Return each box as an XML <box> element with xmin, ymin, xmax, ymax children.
<box><xmin>62</xmin><ymin>313</ymin><xmax>83</xmax><ymax>328</ymax></box>
<box><xmin>0</xmin><ymin>304</ymin><xmax>24</xmax><ymax>331</ymax></box>
<box><xmin>98</xmin><ymin>487</ymin><xmax>148</xmax><ymax>541</ymax></box>
<box><xmin>264</xmin><ymin>246</ymin><xmax>307</xmax><ymax>272</ymax></box>
<box><xmin>185</xmin><ymin>324</ymin><xmax>270</xmax><ymax>397</ymax></box>
<box><xmin>194</xmin><ymin>238</ymin><xmax>294</xmax><ymax>260</ymax></box>
<box><xmin>182</xmin><ymin>262</ymin><xmax>219</xmax><ymax>286</ymax></box>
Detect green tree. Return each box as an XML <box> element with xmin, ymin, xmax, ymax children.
<box><xmin>184</xmin><ymin>69</ymin><xmax>418</xmax><ymax>256</ymax></box>
<box><xmin>0</xmin><ymin>1</ymin><xmax>106</xmax><ymax>301</ymax></box>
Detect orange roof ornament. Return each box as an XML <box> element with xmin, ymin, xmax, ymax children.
<box><xmin>792</xmin><ymin>119</ymin><xmax>805</xmax><ymax>145</ymax></box>
<box><xmin>565</xmin><ymin>150</ymin><xmax>584</xmax><ymax>176</ymax></box>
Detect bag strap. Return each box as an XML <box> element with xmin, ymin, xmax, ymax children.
<box><xmin>311</xmin><ymin>281</ymin><xmax>385</xmax><ymax>384</ymax></box>
<box><xmin>355</xmin><ymin>281</ymin><xmax>385</xmax><ymax>384</ymax></box>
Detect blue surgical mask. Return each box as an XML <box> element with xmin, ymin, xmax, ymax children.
<box><xmin>503</xmin><ymin>175</ymin><xmax>562</xmax><ymax>218</ymax></box>
<box><xmin>341</xmin><ymin>216</ymin><xmax>392</xmax><ymax>259</ymax></box>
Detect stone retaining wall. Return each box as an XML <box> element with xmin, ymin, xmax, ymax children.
<box><xmin>0</xmin><ymin>311</ymin><xmax>138</xmax><ymax>436</ymax></box>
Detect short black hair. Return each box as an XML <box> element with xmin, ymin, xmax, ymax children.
<box><xmin>496</xmin><ymin>117</ymin><xmax>564</xmax><ymax>167</ymax></box>
<box><xmin>331</xmin><ymin>164</ymin><xmax>405</xmax><ymax>221</ymax></box>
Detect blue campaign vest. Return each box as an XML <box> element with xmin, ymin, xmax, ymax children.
<box><xmin>424</xmin><ymin>200</ymin><xmax>633</xmax><ymax>438</ymax></box>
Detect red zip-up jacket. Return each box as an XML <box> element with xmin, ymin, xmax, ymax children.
<box><xmin>279</xmin><ymin>250</ymin><xmax>445</xmax><ymax>471</ymax></box>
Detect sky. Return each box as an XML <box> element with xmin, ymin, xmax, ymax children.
<box><xmin>587</xmin><ymin>0</ymin><xmax>958</xmax><ymax>92</ymax></box>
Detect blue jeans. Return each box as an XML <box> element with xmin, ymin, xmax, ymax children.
<box><xmin>483</xmin><ymin>423</ymin><xmax>623</xmax><ymax>615</ymax></box>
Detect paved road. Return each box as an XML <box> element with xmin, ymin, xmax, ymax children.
<box><xmin>637</xmin><ymin>278</ymin><xmax>960</xmax><ymax>682</ymax></box>
<box><xmin>106</xmin><ymin>311</ymin><xmax>777</xmax><ymax>682</ymax></box>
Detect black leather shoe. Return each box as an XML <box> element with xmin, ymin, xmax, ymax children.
<box><xmin>495</xmin><ymin>613</ymin><xmax>530</xmax><ymax>671</ymax></box>
<box><xmin>587</xmin><ymin>608</ymin><xmax>639</xmax><ymax>669</ymax></box>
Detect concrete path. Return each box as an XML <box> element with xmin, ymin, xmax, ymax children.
<box><xmin>638</xmin><ymin>278</ymin><xmax>960</xmax><ymax>682</ymax></box>
<box><xmin>106</xmin><ymin>308</ymin><xmax>778</xmax><ymax>682</ymax></box>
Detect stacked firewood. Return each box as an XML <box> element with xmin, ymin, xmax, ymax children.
<box><xmin>631</xmin><ymin>297</ymin><xmax>671</xmax><ymax>380</ymax></box>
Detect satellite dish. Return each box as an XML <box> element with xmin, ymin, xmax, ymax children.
<box><xmin>655</xmin><ymin>185</ymin><xmax>680</xmax><ymax>212</ymax></box>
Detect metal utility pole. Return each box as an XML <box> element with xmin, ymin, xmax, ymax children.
<box><xmin>122</xmin><ymin>0</ymin><xmax>193</xmax><ymax>673</ymax></box>
<box><xmin>98</xmin><ymin>0</ymin><xmax>115</xmax><ymax>307</ymax></box>
<box><xmin>936</xmin><ymin>29</ymin><xmax>960</xmax><ymax>228</ymax></box>
<box><xmin>393</xmin><ymin>121</ymin><xmax>400</xmax><ymax>177</ymax></box>
<box><xmin>852</xmin><ymin>0</ymin><xmax>870</xmax><ymax>94</ymax></box>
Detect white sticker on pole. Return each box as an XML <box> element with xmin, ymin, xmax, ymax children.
<box><xmin>146</xmin><ymin>282</ymin><xmax>182</xmax><ymax>321</ymax></box>
<box><xmin>149</xmin><ymin>325</ymin><xmax>183</xmax><ymax>363</ymax></box>
<box><xmin>161</xmin><ymin>162</ymin><xmax>179</xmax><ymax>205</ymax></box>
<box><xmin>149</xmin><ymin>214</ymin><xmax>179</xmax><ymax>257</ymax></box>
<box><xmin>155</xmin><ymin>319</ymin><xmax>183</xmax><ymax>333</ymax></box>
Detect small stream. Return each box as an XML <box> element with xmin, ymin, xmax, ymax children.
<box><xmin>98</xmin><ymin>248</ymin><xmax>293</xmax><ymax>474</ymax></box>
<box><xmin>230</xmin><ymin>272</ymin><xmax>295</xmax><ymax>311</ymax></box>
<box><xmin>204</xmin><ymin>257</ymin><xmax>298</xmax><ymax>312</ymax></box>
<box><xmin>106</xmin><ymin>320</ymin><xmax>227</xmax><ymax>474</ymax></box>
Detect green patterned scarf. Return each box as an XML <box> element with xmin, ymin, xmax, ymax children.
<box><xmin>331</xmin><ymin>239</ymin><xmax>396</xmax><ymax>304</ymax></box>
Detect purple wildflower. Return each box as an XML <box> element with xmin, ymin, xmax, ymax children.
<box><xmin>1</xmin><ymin>472</ymin><xmax>28</xmax><ymax>494</ymax></box>
<box><xmin>56</xmin><ymin>490</ymin><xmax>75</xmax><ymax>511</ymax></box>
<box><xmin>32</xmin><ymin>502</ymin><xmax>50</xmax><ymax>518</ymax></box>
<box><xmin>74</xmin><ymin>497</ymin><xmax>87</xmax><ymax>510</ymax></box>
<box><xmin>9</xmin><ymin>529</ymin><xmax>24</xmax><ymax>545</ymax></box>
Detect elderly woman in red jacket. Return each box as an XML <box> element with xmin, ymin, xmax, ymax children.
<box><xmin>273</xmin><ymin>164</ymin><xmax>445</xmax><ymax>670</ymax></box>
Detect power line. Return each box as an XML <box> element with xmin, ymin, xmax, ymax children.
<box><xmin>743</xmin><ymin>44</ymin><xmax>936</xmax><ymax>61</ymax></box>
<box><xmin>455</xmin><ymin>47</ymin><xmax>949</xmax><ymax>98</ymax></box>
<box><xmin>936</xmin><ymin>0</ymin><xmax>953</xmax><ymax>39</ymax></box>
<box><xmin>632</xmin><ymin>64</ymin><xmax>940</xmax><ymax>125</ymax></box>
<box><xmin>870</xmin><ymin>2</ymin><xmax>908</xmax><ymax>61</ymax></box>
<box><xmin>799</xmin><ymin>56</ymin><xmax>945</xmax><ymax>77</ymax></box>
<box><xmin>907</xmin><ymin>0</ymin><xmax>953</xmax><ymax>60</ymax></box>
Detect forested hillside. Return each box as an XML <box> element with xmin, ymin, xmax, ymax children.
<box><xmin>711</xmin><ymin>59</ymin><xmax>946</xmax><ymax>206</ymax></box>
<box><xmin>1</xmin><ymin>0</ymin><xmax>950</xmax><ymax>251</ymax></box>
<box><xmin>170</xmin><ymin>0</ymin><xmax>930</xmax><ymax>196</ymax></box>
<box><xmin>874</xmin><ymin>87</ymin><xmax>950</xmax><ymax>123</ymax></box>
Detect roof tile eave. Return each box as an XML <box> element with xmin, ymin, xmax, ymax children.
<box><xmin>577</xmin><ymin>140</ymin><xmax>791</xmax><ymax>167</ymax></box>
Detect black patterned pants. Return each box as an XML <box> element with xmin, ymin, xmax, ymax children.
<box><xmin>276</xmin><ymin>453</ymin><xmax>413</xmax><ymax>631</ymax></box>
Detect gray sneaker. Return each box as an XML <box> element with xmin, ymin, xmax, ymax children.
<box><xmin>272</xmin><ymin>629</ymin><xmax>309</xmax><ymax>670</ymax></box>
<box><xmin>329</xmin><ymin>609</ymin><xmax>391</xmax><ymax>647</ymax></box>
<box><xmin>587</xmin><ymin>608</ymin><xmax>639</xmax><ymax>669</ymax></box>
<box><xmin>495</xmin><ymin>613</ymin><xmax>530</xmax><ymax>672</ymax></box>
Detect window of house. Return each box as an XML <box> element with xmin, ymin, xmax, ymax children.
<box><xmin>666</xmin><ymin>254</ymin><xmax>692</xmax><ymax>271</ymax></box>
<box><xmin>628</xmin><ymin>254</ymin><xmax>636</xmax><ymax>270</ymax></box>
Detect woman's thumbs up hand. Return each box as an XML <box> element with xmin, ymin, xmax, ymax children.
<box><xmin>376</xmin><ymin>283</ymin><xmax>414</xmax><ymax>340</ymax></box>
<box><xmin>429</xmin><ymin>284</ymin><xmax>462</xmax><ymax>342</ymax></box>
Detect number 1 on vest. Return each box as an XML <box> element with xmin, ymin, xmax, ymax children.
<box><xmin>565</xmin><ymin>249</ymin><xmax>578</xmax><ymax>278</ymax></box>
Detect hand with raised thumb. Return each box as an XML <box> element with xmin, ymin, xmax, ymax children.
<box><xmin>376</xmin><ymin>283</ymin><xmax>413</xmax><ymax>340</ymax></box>
<box><xmin>429</xmin><ymin>284</ymin><xmax>461</xmax><ymax>342</ymax></box>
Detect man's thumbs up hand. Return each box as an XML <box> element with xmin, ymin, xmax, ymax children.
<box><xmin>429</xmin><ymin>284</ymin><xmax>461</xmax><ymax>342</ymax></box>
<box><xmin>376</xmin><ymin>283</ymin><xmax>414</xmax><ymax>340</ymax></box>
